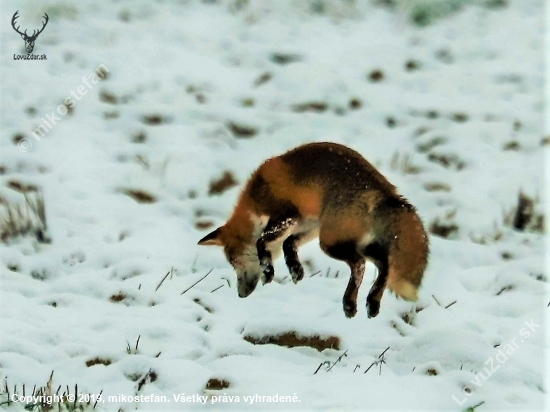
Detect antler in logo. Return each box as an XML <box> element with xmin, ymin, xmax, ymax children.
<box><xmin>12</xmin><ymin>11</ymin><xmax>49</xmax><ymax>54</ymax></box>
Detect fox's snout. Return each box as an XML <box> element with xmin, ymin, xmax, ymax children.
<box><xmin>237</xmin><ymin>272</ymin><xmax>260</xmax><ymax>298</ymax></box>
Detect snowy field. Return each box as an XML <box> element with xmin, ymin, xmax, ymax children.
<box><xmin>0</xmin><ymin>0</ymin><xmax>548</xmax><ymax>410</ymax></box>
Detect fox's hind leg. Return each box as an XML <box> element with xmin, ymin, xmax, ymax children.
<box><xmin>320</xmin><ymin>240</ymin><xmax>366</xmax><ymax>318</ymax></box>
<box><xmin>257</xmin><ymin>215</ymin><xmax>297</xmax><ymax>284</ymax></box>
<box><xmin>362</xmin><ymin>243</ymin><xmax>389</xmax><ymax>318</ymax></box>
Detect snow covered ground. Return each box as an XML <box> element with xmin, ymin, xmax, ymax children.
<box><xmin>0</xmin><ymin>0</ymin><xmax>548</xmax><ymax>410</ymax></box>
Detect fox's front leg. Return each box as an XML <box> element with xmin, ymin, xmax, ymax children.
<box><xmin>256</xmin><ymin>216</ymin><xmax>296</xmax><ymax>284</ymax></box>
<box><xmin>283</xmin><ymin>234</ymin><xmax>304</xmax><ymax>283</ymax></box>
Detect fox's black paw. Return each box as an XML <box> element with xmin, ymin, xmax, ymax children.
<box><xmin>290</xmin><ymin>264</ymin><xmax>304</xmax><ymax>284</ymax></box>
<box><xmin>367</xmin><ymin>299</ymin><xmax>380</xmax><ymax>318</ymax></box>
<box><xmin>343</xmin><ymin>299</ymin><xmax>357</xmax><ymax>318</ymax></box>
<box><xmin>262</xmin><ymin>265</ymin><xmax>274</xmax><ymax>284</ymax></box>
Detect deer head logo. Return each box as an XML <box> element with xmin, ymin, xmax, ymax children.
<box><xmin>12</xmin><ymin>11</ymin><xmax>49</xmax><ymax>54</ymax></box>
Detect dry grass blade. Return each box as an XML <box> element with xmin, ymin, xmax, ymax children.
<box><xmin>313</xmin><ymin>361</ymin><xmax>331</xmax><ymax>375</ymax></box>
<box><xmin>29</xmin><ymin>191</ymin><xmax>47</xmax><ymax>228</ymax></box>
<box><xmin>326</xmin><ymin>349</ymin><xmax>348</xmax><ymax>372</ymax></box>
<box><xmin>432</xmin><ymin>294</ymin><xmax>442</xmax><ymax>306</ymax></box>
<box><xmin>364</xmin><ymin>347</ymin><xmax>390</xmax><ymax>375</ymax></box>
<box><xmin>136</xmin><ymin>369</ymin><xmax>158</xmax><ymax>392</ymax></box>
<box><xmin>181</xmin><ymin>269</ymin><xmax>213</xmax><ymax>295</ymax></box>
<box><xmin>155</xmin><ymin>267</ymin><xmax>173</xmax><ymax>291</ymax></box>
<box><xmin>94</xmin><ymin>389</ymin><xmax>103</xmax><ymax>409</ymax></box>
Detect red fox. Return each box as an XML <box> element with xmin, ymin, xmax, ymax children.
<box><xmin>198</xmin><ymin>142</ymin><xmax>429</xmax><ymax>318</ymax></box>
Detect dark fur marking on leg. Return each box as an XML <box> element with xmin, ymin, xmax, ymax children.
<box><xmin>362</xmin><ymin>242</ymin><xmax>388</xmax><ymax>265</ymax></box>
<box><xmin>283</xmin><ymin>234</ymin><xmax>304</xmax><ymax>283</ymax></box>
<box><xmin>362</xmin><ymin>242</ymin><xmax>389</xmax><ymax>318</ymax></box>
<box><xmin>343</xmin><ymin>259</ymin><xmax>365</xmax><ymax>318</ymax></box>
<box><xmin>323</xmin><ymin>241</ymin><xmax>365</xmax><ymax>318</ymax></box>
<box><xmin>257</xmin><ymin>215</ymin><xmax>297</xmax><ymax>284</ymax></box>
<box><xmin>324</xmin><ymin>241</ymin><xmax>359</xmax><ymax>262</ymax></box>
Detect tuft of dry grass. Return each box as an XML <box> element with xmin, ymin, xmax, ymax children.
<box><xmin>291</xmin><ymin>102</ymin><xmax>328</xmax><ymax>113</ymax></box>
<box><xmin>253</xmin><ymin>71</ymin><xmax>272</xmax><ymax>87</ymax></box>
<box><xmin>244</xmin><ymin>331</ymin><xmax>340</xmax><ymax>352</ymax></box>
<box><xmin>270</xmin><ymin>53</ymin><xmax>302</xmax><ymax>65</ymax></box>
<box><xmin>425</xmin><ymin>110</ymin><xmax>439</xmax><ymax>119</ymax></box>
<box><xmin>192</xmin><ymin>297</ymin><xmax>214</xmax><ymax>313</ymax></box>
<box><xmin>503</xmin><ymin>141</ymin><xmax>520</xmax><ymax>151</ymax></box>
<box><xmin>423</xmin><ymin>182</ymin><xmax>451</xmax><ymax>192</ymax></box>
<box><xmin>390</xmin><ymin>320</ymin><xmax>406</xmax><ymax>337</ymax></box>
<box><xmin>363</xmin><ymin>347</ymin><xmax>390</xmax><ymax>375</ymax></box>
<box><xmin>103</xmin><ymin>110</ymin><xmax>119</xmax><ymax>119</ymax></box>
<box><xmin>405</xmin><ymin>59</ymin><xmax>422</xmax><ymax>71</ymax></box>
<box><xmin>205</xmin><ymin>378</ymin><xmax>231</xmax><ymax>390</ymax></box>
<box><xmin>0</xmin><ymin>190</ymin><xmax>50</xmax><ymax>244</ymax></box>
<box><xmin>0</xmin><ymin>372</ymin><xmax>102</xmax><ymax>411</ymax></box>
<box><xmin>141</xmin><ymin>114</ymin><xmax>172</xmax><ymax>125</ymax></box>
<box><xmin>368</xmin><ymin>69</ymin><xmax>384</xmax><ymax>82</ymax></box>
<box><xmin>11</xmin><ymin>133</ymin><xmax>25</xmax><ymax>145</ymax></box>
<box><xmin>390</xmin><ymin>152</ymin><xmax>422</xmax><ymax>174</ymax></box>
<box><xmin>429</xmin><ymin>219</ymin><xmax>459</xmax><ymax>239</ymax></box>
<box><xmin>126</xmin><ymin>335</ymin><xmax>141</xmax><ymax>355</ymax></box>
<box><xmin>209</xmin><ymin>171</ymin><xmax>238</xmax><ymax>195</ymax></box>
<box><xmin>415</xmin><ymin>136</ymin><xmax>446</xmax><ymax>153</ymax></box>
<box><xmin>451</xmin><ymin>112</ymin><xmax>469</xmax><ymax>123</ymax></box>
<box><xmin>386</xmin><ymin>116</ymin><xmax>397</xmax><ymax>128</ymax></box>
<box><xmin>400</xmin><ymin>306</ymin><xmax>424</xmax><ymax>326</ymax></box>
<box><xmin>99</xmin><ymin>90</ymin><xmax>117</xmax><ymax>104</ymax></box>
<box><xmin>241</xmin><ymin>97</ymin><xmax>255</xmax><ymax>107</ymax></box>
<box><xmin>109</xmin><ymin>292</ymin><xmax>127</xmax><ymax>303</ymax></box>
<box><xmin>469</xmin><ymin>224</ymin><xmax>503</xmax><ymax>245</ymax></box>
<box><xmin>427</xmin><ymin>152</ymin><xmax>465</xmax><ymax>170</ymax></box>
<box><xmin>504</xmin><ymin>191</ymin><xmax>544</xmax><ymax>233</ymax></box>
<box><xmin>7</xmin><ymin>180</ymin><xmax>39</xmax><ymax>193</ymax></box>
<box><xmin>195</xmin><ymin>220</ymin><xmax>215</xmax><ymax>230</ymax></box>
<box><xmin>86</xmin><ymin>357</ymin><xmax>112</xmax><ymax>367</ymax></box>
<box><xmin>131</xmin><ymin>131</ymin><xmax>147</xmax><ymax>143</ymax></box>
<box><xmin>429</xmin><ymin>210</ymin><xmax>458</xmax><ymax>239</ymax></box>
<box><xmin>137</xmin><ymin>369</ymin><xmax>158</xmax><ymax>392</ymax></box>
<box><xmin>226</xmin><ymin>121</ymin><xmax>258</xmax><ymax>138</ymax></box>
<box><xmin>120</xmin><ymin>188</ymin><xmax>156</xmax><ymax>203</ymax></box>
<box><xmin>349</xmin><ymin>98</ymin><xmax>362</xmax><ymax>110</ymax></box>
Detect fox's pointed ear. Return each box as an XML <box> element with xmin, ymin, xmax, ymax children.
<box><xmin>198</xmin><ymin>227</ymin><xmax>224</xmax><ymax>246</ymax></box>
